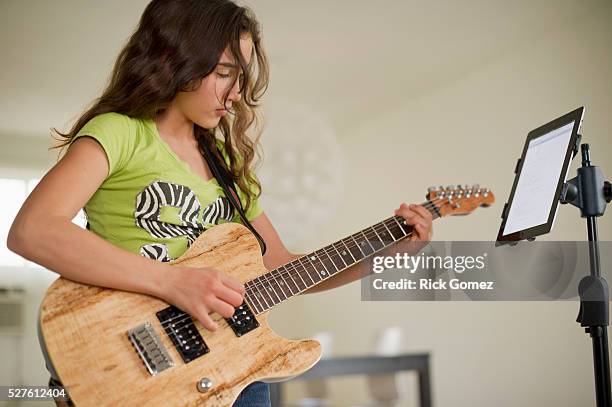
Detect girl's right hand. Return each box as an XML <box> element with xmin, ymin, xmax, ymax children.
<box><xmin>158</xmin><ymin>266</ymin><xmax>245</xmax><ymax>332</ymax></box>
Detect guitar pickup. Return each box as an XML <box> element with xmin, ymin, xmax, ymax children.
<box><xmin>226</xmin><ymin>301</ymin><xmax>259</xmax><ymax>337</ymax></box>
<box><xmin>156</xmin><ymin>306</ymin><xmax>209</xmax><ymax>363</ymax></box>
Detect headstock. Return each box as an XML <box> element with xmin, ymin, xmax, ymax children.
<box><xmin>426</xmin><ymin>184</ymin><xmax>494</xmax><ymax>217</ymax></box>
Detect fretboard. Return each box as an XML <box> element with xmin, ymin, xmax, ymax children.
<box><xmin>244</xmin><ymin>202</ymin><xmax>440</xmax><ymax>315</ymax></box>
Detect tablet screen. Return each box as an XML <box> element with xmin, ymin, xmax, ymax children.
<box><xmin>502</xmin><ymin>121</ymin><xmax>575</xmax><ymax>235</ymax></box>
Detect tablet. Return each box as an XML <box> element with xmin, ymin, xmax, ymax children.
<box><xmin>496</xmin><ymin>107</ymin><xmax>584</xmax><ymax>244</ymax></box>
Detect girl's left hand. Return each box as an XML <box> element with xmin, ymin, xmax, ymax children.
<box><xmin>394</xmin><ymin>203</ymin><xmax>433</xmax><ymax>242</ymax></box>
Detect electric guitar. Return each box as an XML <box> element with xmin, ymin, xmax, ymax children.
<box><xmin>39</xmin><ymin>185</ymin><xmax>494</xmax><ymax>406</ymax></box>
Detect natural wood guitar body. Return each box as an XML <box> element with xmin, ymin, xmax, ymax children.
<box><xmin>40</xmin><ymin>223</ymin><xmax>321</xmax><ymax>406</ymax></box>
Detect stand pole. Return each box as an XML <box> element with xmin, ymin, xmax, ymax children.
<box><xmin>565</xmin><ymin>143</ymin><xmax>612</xmax><ymax>407</ymax></box>
<box><xmin>583</xmin><ymin>214</ymin><xmax>611</xmax><ymax>407</ymax></box>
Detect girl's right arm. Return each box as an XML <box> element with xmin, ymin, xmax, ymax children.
<box><xmin>7</xmin><ymin>137</ymin><xmax>243</xmax><ymax>331</ymax></box>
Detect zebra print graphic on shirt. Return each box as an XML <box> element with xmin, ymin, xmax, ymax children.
<box><xmin>139</xmin><ymin>243</ymin><xmax>170</xmax><ymax>262</ymax></box>
<box><xmin>135</xmin><ymin>180</ymin><xmax>234</xmax><ymax>262</ymax></box>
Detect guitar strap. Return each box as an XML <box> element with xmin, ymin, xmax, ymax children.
<box><xmin>201</xmin><ymin>142</ymin><xmax>267</xmax><ymax>256</ymax></box>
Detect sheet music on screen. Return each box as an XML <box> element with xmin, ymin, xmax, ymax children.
<box><xmin>502</xmin><ymin>122</ymin><xmax>575</xmax><ymax>235</ymax></box>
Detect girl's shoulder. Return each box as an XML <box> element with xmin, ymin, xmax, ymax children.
<box><xmin>81</xmin><ymin>112</ymin><xmax>140</xmax><ymax>133</ymax></box>
<box><xmin>75</xmin><ymin>112</ymin><xmax>143</xmax><ymax>177</ymax></box>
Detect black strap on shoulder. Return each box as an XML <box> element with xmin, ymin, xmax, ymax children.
<box><xmin>201</xmin><ymin>142</ymin><xmax>267</xmax><ymax>256</ymax></box>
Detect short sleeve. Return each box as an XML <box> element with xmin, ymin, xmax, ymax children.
<box><xmin>71</xmin><ymin>112</ymin><xmax>133</xmax><ymax>178</ymax></box>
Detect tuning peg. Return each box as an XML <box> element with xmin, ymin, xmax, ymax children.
<box><xmin>471</xmin><ymin>184</ymin><xmax>480</xmax><ymax>189</ymax></box>
<box><xmin>428</xmin><ymin>186</ymin><xmax>439</xmax><ymax>192</ymax></box>
<box><xmin>446</xmin><ymin>185</ymin><xmax>454</xmax><ymax>190</ymax></box>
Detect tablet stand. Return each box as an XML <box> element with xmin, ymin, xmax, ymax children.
<box><xmin>561</xmin><ymin>142</ymin><xmax>612</xmax><ymax>407</ymax></box>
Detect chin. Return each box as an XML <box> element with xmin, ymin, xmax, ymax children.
<box><xmin>197</xmin><ymin>118</ymin><xmax>221</xmax><ymax>130</ymax></box>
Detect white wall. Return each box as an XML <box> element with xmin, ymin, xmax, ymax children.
<box><xmin>267</xmin><ymin>4</ymin><xmax>612</xmax><ymax>406</ymax></box>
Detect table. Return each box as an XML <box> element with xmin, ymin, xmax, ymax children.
<box><xmin>269</xmin><ymin>353</ymin><xmax>432</xmax><ymax>407</ymax></box>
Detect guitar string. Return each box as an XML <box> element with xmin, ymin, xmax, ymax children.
<box><xmin>160</xmin><ymin>189</ymin><xmax>490</xmax><ymax>330</ymax></box>
<box><xmin>158</xmin><ymin>196</ymin><xmax>460</xmax><ymax>330</ymax></box>
<box><xmin>245</xmin><ymin>188</ymin><xmax>487</xmax><ymax>312</ymax></box>
<box><xmin>244</xmin><ymin>197</ymin><xmax>449</xmax><ymax>295</ymax></box>
<box><xmin>158</xmin><ymin>215</ymin><xmax>422</xmax><ymax>333</ymax></box>
<box><xmin>158</xmin><ymin>192</ymin><xmax>487</xmax><ymax>331</ymax></box>
<box><xmin>158</xmin><ymin>214</ymin><xmax>423</xmax><ymax>333</ymax></box>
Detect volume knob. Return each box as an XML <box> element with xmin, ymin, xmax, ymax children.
<box><xmin>197</xmin><ymin>378</ymin><xmax>214</xmax><ymax>393</ymax></box>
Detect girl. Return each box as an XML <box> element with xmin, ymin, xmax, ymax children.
<box><xmin>7</xmin><ymin>0</ymin><xmax>433</xmax><ymax>406</ymax></box>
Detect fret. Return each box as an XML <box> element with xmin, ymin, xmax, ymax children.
<box><xmin>385</xmin><ymin>217</ymin><xmax>405</xmax><ymax>241</ymax></box>
<box><xmin>279</xmin><ymin>265</ymin><xmax>300</xmax><ymax>295</ymax></box>
<box><xmin>397</xmin><ymin>216</ymin><xmax>414</xmax><ymax>236</ymax></box>
<box><xmin>426</xmin><ymin>200</ymin><xmax>440</xmax><ymax>219</ymax></box>
<box><xmin>250</xmin><ymin>279</ymin><xmax>272</xmax><ymax>310</ymax></box>
<box><xmin>349</xmin><ymin>234</ymin><xmax>367</xmax><ymax>259</ymax></box>
<box><xmin>268</xmin><ymin>270</ymin><xmax>290</xmax><ymax>301</ymax></box>
<box><xmin>342</xmin><ymin>237</ymin><xmax>364</xmax><ymax>263</ymax></box>
<box><xmin>333</xmin><ymin>241</ymin><xmax>355</xmax><ymax>268</ymax></box>
<box><xmin>322</xmin><ymin>245</ymin><xmax>346</xmax><ymax>271</ymax></box>
<box><xmin>301</xmin><ymin>255</ymin><xmax>325</xmax><ymax>284</ymax></box>
<box><xmin>367</xmin><ymin>226</ymin><xmax>385</xmax><ymax>251</ymax></box>
<box><xmin>308</xmin><ymin>252</ymin><xmax>334</xmax><ymax>281</ymax></box>
<box><xmin>392</xmin><ymin>216</ymin><xmax>409</xmax><ymax>237</ymax></box>
<box><xmin>245</xmin><ymin>289</ymin><xmax>262</xmax><ymax>314</ymax></box>
<box><xmin>330</xmin><ymin>243</ymin><xmax>349</xmax><ymax>269</ymax></box>
<box><xmin>286</xmin><ymin>264</ymin><xmax>309</xmax><ymax>291</ymax></box>
<box><xmin>304</xmin><ymin>253</ymin><xmax>330</xmax><ymax>280</ymax></box>
<box><xmin>259</xmin><ymin>276</ymin><xmax>278</xmax><ymax>308</ymax></box>
<box><xmin>252</xmin><ymin>286</ymin><xmax>267</xmax><ymax>313</ymax></box>
<box><xmin>261</xmin><ymin>274</ymin><xmax>283</xmax><ymax>304</ymax></box>
<box><xmin>314</xmin><ymin>248</ymin><xmax>340</xmax><ymax>276</ymax></box>
<box><xmin>337</xmin><ymin>238</ymin><xmax>358</xmax><ymax>264</ymax></box>
<box><xmin>291</xmin><ymin>258</ymin><xmax>318</xmax><ymax>287</ymax></box>
<box><xmin>357</xmin><ymin>231</ymin><xmax>376</xmax><ymax>256</ymax></box>
<box><xmin>377</xmin><ymin>222</ymin><xmax>396</xmax><ymax>245</ymax></box>
<box><xmin>276</xmin><ymin>269</ymin><xmax>297</xmax><ymax>296</ymax></box>
<box><xmin>246</xmin><ymin>279</ymin><xmax>261</xmax><ymax>310</ymax></box>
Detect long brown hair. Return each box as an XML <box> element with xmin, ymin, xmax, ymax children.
<box><xmin>54</xmin><ymin>0</ymin><xmax>269</xmax><ymax>212</ymax></box>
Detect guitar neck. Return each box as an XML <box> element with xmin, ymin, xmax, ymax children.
<box><xmin>244</xmin><ymin>201</ymin><xmax>440</xmax><ymax>315</ymax></box>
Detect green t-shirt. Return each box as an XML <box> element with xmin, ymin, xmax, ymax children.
<box><xmin>73</xmin><ymin>112</ymin><xmax>262</xmax><ymax>262</ymax></box>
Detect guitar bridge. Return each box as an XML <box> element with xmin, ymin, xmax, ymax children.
<box><xmin>127</xmin><ymin>323</ymin><xmax>174</xmax><ymax>376</ymax></box>
<box><xmin>226</xmin><ymin>301</ymin><xmax>259</xmax><ymax>337</ymax></box>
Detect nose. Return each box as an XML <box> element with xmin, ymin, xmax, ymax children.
<box><xmin>228</xmin><ymin>76</ymin><xmax>241</xmax><ymax>102</ymax></box>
